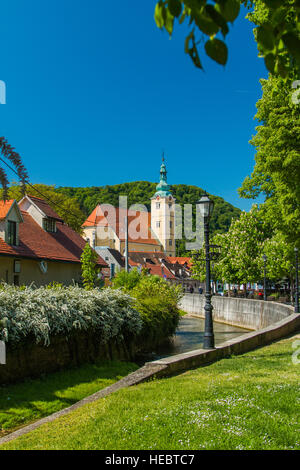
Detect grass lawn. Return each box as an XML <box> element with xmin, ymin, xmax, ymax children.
<box><xmin>0</xmin><ymin>360</ymin><xmax>138</xmax><ymax>437</ymax></box>
<box><xmin>1</xmin><ymin>335</ymin><xmax>299</xmax><ymax>450</ymax></box>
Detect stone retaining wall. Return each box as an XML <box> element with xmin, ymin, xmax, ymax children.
<box><xmin>0</xmin><ymin>331</ymin><xmax>139</xmax><ymax>385</ymax></box>
<box><xmin>180</xmin><ymin>294</ymin><xmax>294</xmax><ymax>330</ymax></box>
<box><xmin>150</xmin><ymin>312</ymin><xmax>300</xmax><ymax>378</ymax></box>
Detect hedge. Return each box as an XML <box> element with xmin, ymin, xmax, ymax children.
<box><xmin>0</xmin><ymin>285</ymin><xmax>143</xmax><ymax>347</ymax></box>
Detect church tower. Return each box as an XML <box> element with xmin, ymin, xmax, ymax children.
<box><xmin>151</xmin><ymin>157</ymin><xmax>176</xmax><ymax>256</ymax></box>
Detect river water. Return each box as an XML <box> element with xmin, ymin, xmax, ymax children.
<box><xmin>139</xmin><ymin>315</ymin><xmax>250</xmax><ymax>362</ymax></box>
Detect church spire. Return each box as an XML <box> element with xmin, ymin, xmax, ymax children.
<box><xmin>152</xmin><ymin>153</ymin><xmax>172</xmax><ymax>198</ymax></box>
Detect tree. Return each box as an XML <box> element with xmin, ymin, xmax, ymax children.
<box><xmin>0</xmin><ymin>137</ymin><xmax>28</xmax><ymax>199</ymax></box>
<box><xmin>80</xmin><ymin>243</ymin><xmax>100</xmax><ymax>290</ymax></box>
<box><xmin>239</xmin><ymin>75</ymin><xmax>300</xmax><ymax>245</ymax></box>
<box><xmin>191</xmin><ymin>207</ymin><xmax>272</xmax><ymax>291</ymax></box>
<box><xmin>154</xmin><ymin>1</ymin><xmax>300</xmax><ymax>77</ymax></box>
<box><xmin>263</xmin><ymin>232</ymin><xmax>296</xmax><ymax>301</ymax></box>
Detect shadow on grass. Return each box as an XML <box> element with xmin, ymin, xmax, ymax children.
<box><xmin>0</xmin><ymin>360</ymin><xmax>138</xmax><ymax>434</ymax></box>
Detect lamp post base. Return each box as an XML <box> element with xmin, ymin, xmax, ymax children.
<box><xmin>203</xmin><ymin>334</ymin><xmax>215</xmax><ymax>350</ymax></box>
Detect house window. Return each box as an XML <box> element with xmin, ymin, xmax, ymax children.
<box><xmin>43</xmin><ymin>218</ymin><xmax>56</xmax><ymax>233</ymax></box>
<box><xmin>7</xmin><ymin>221</ymin><xmax>17</xmax><ymax>245</ymax></box>
<box><xmin>14</xmin><ymin>260</ymin><xmax>21</xmax><ymax>273</ymax></box>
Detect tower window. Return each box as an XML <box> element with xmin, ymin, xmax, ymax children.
<box><xmin>170</xmin><ymin>221</ymin><xmax>173</xmax><ymax>228</ymax></box>
<box><xmin>156</xmin><ymin>203</ymin><xmax>160</xmax><ymax>209</ymax></box>
<box><xmin>7</xmin><ymin>221</ymin><xmax>17</xmax><ymax>245</ymax></box>
<box><xmin>156</xmin><ymin>221</ymin><xmax>160</xmax><ymax>228</ymax></box>
<box><xmin>169</xmin><ymin>240</ymin><xmax>172</xmax><ymax>246</ymax></box>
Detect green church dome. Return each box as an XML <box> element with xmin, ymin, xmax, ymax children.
<box><xmin>153</xmin><ymin>158</ymin><xmax>172</xmax><ymax>198</ymax></box>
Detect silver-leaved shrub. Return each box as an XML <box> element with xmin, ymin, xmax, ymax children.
<box><xmin>0</xmin><ymin>285</ymin><xmax>142</xmax><ymax>346</ymax></box>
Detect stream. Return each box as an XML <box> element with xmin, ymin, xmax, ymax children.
<box><xmin>137</xmin><ymin>315</ymin><xmax>250</xmax><ymax>363</ymax></box>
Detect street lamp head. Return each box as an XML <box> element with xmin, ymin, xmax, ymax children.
<box><xmin>197</xmin><ymin>193</ymin><xmax>214</xmax><ymax>219</ymax></box>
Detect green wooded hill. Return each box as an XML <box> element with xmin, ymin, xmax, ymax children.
<box><xmin>58</xmin><ymin>182</ymin><xmax>241</xmax><ymax>255</ymax></box>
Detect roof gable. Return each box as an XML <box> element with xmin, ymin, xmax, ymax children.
<box><xmin>0</xmin><ymin>200</ymin><xmax>23</xmax><ymax>223</ymax></box>
<box><xmin>19</xmin><ymin>195</ymin><xmax>63</xmax><ymax>221</ymax></box>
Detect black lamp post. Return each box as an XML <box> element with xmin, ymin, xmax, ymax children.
<box><xmin>262</xmin><ymin>254</ymin><xmax>267</xmax><ymax>301</ymax></box>
<box><xmin>197</xmin><ymin>194</ymin><xmax>215</xmax><ymax>349</ymax></box>
<box><xmin>295</xmin><ymin>248</ymin><xmax>299</xmax><ymax>314</ymax></box>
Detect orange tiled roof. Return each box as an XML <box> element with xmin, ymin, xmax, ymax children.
<box><xmin>0</xmin><ymin>200</ymin><xmax>14</xmax><ymax>219</ymax></box>
<box><xmin>0</xmin><ymin>206</ymin><xmax>107</xmax><ymax>267</ymax></box>
<box><xmin>167</xmin><ymin>257</ymin><xmax>192</xmax><ymax>267</ymax></box>
<box><xmin>144</xmin><ymin>263</ymin><xmax>175</xmax><ymax>279</ymax></box>
<box><xmin>128</xmin><ymin>258</ymin><xmax>175</xmax><ymax>279</ymax></box>
<box><xmin>83</xmin><ymin>206</ymin><xmax>161</xmax><ymax>247</ymax></box>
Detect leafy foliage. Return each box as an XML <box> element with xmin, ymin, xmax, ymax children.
<box><xmin>192</xmin><ymin>204</ymin><xmax>297</xmax><ymax>286</ymax></box>
<box><xmin>112</xmin><ymin>268</ymin><xmax>142</xmax><ymax>292</ymax></box>
<box><xmin>192</xmin><ymin>207</ymin><xmax>273</xmax><ymax>284</ymax></box>
<box><xmin>80</xmin><ymin>243</ymin><xmax>100</xmax><ymax>290</ymax></box>
<box><xmin>0</xmin><ymin>138</ymin><xmax>28</xmax><ymax>200</ymax></box>
<box><xmin>154</xmin><ymin>1</ymin><xmax>300</xmax><ymax>77</ymax></box>
<box><xmin>131</xmin><ymin>275</ymin><xmax>183</xmax><ymax>345</ymax></box>
<box><xmin>239</xmin><ymin>75</ymin><xmax>300</xmax><ymax>245</ymax></box>
<box><xmin>263</xmin><ymin>232</ymin><xmax>295</xmax><ymax>281</ymax></box>
<box><xmin>0</xmin><ymin>285</ymin><xmax>142</xmax><ymax>346</ymax></box>
<box><xmin>247</xmin><ymin>0</ymin><xmax>300</xmax><ymax>78</ymax></box>
<box><xmin>112</xmin><ymin>270</ymin><xmax>183</xmax><ymax>345</ymax></box>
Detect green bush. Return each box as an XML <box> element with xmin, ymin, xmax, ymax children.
<box><xmin>0</xmin><ymin>285</ymin><xmax>142</xmax><ymax>346</ymax></box>
<box><xmin>131</xmin><ymin>275</ymin><xmax>183</xmax><ymax>346</ymax></box>
<box><xmin>111</xmin><ymin>268</ymin><xmax>142</xmax><ymax>292</ymax></box>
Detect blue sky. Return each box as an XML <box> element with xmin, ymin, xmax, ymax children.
<box><xmin>0</xmin><ymin>0</ymin><xmax>268</xmax><ymax>210</ymax></box>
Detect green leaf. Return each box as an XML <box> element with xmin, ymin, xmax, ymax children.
<box><xmin>154</xmin><ymin>2</ymin><xmax>165</xmax><ymax>29</ymax></box>
<box><xmin>168</xmin><ymin>0</ymin><xmax>182</xmax><ymax>18</ymax></box>
<box><xmin>264</xmin><ymin>53</ymin><xmax>276</xmax><ymax>74</ymax></box>
<box><xmin>205</xmin><ymin>38</ymin><xmax>228</xmax><ymax>65</ymax></box>
<box><xmin>205</xmin><ymin>5</ymin><xmax>229</xmax><ymax>38</ymax></box>
<box><xmin>282</xmin><ymin>32</ymin><xmax>300</xmax><ymax>64</ymax></box>
<box><xmin>184</xmin><ymin>29</ymin><xmax>194</xmax><ymax>54</ymax></box>
<box><xmin>194</xmin><ymin>11</ymin><xmax>219</xmax><ymax>36</ymax></box>
<box><xmin>218</xmin><ymin>0</ymin><xmax>240</xmax><ymax>23</ymax></box>
<box><xmin>165</xmin><ymin>8</ymin><xmax>175</xmax><ymax>35</ymax></box>
<box><xmin>262</xmin><ymin>0</ymin><xmax>283</xmax><ymax>9</ymax></box>
<box><xmin>188</xmin><ymin>44</ymin><xmax>203</xmax><ymax>69</ymax></box>
<box><xmin>271</xmin><ymin>7</ymin><xmax>287</xmax><ymax>27</ymax></box>
<box><xmin>257</xmin><ymin>26</ymin><xmax>275</xmax><ymax>52</ymax></box>
<box><xmin>184</xmin><ymin>30</ymin><xmax>203</xmax><ymax>70</ymax></box>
